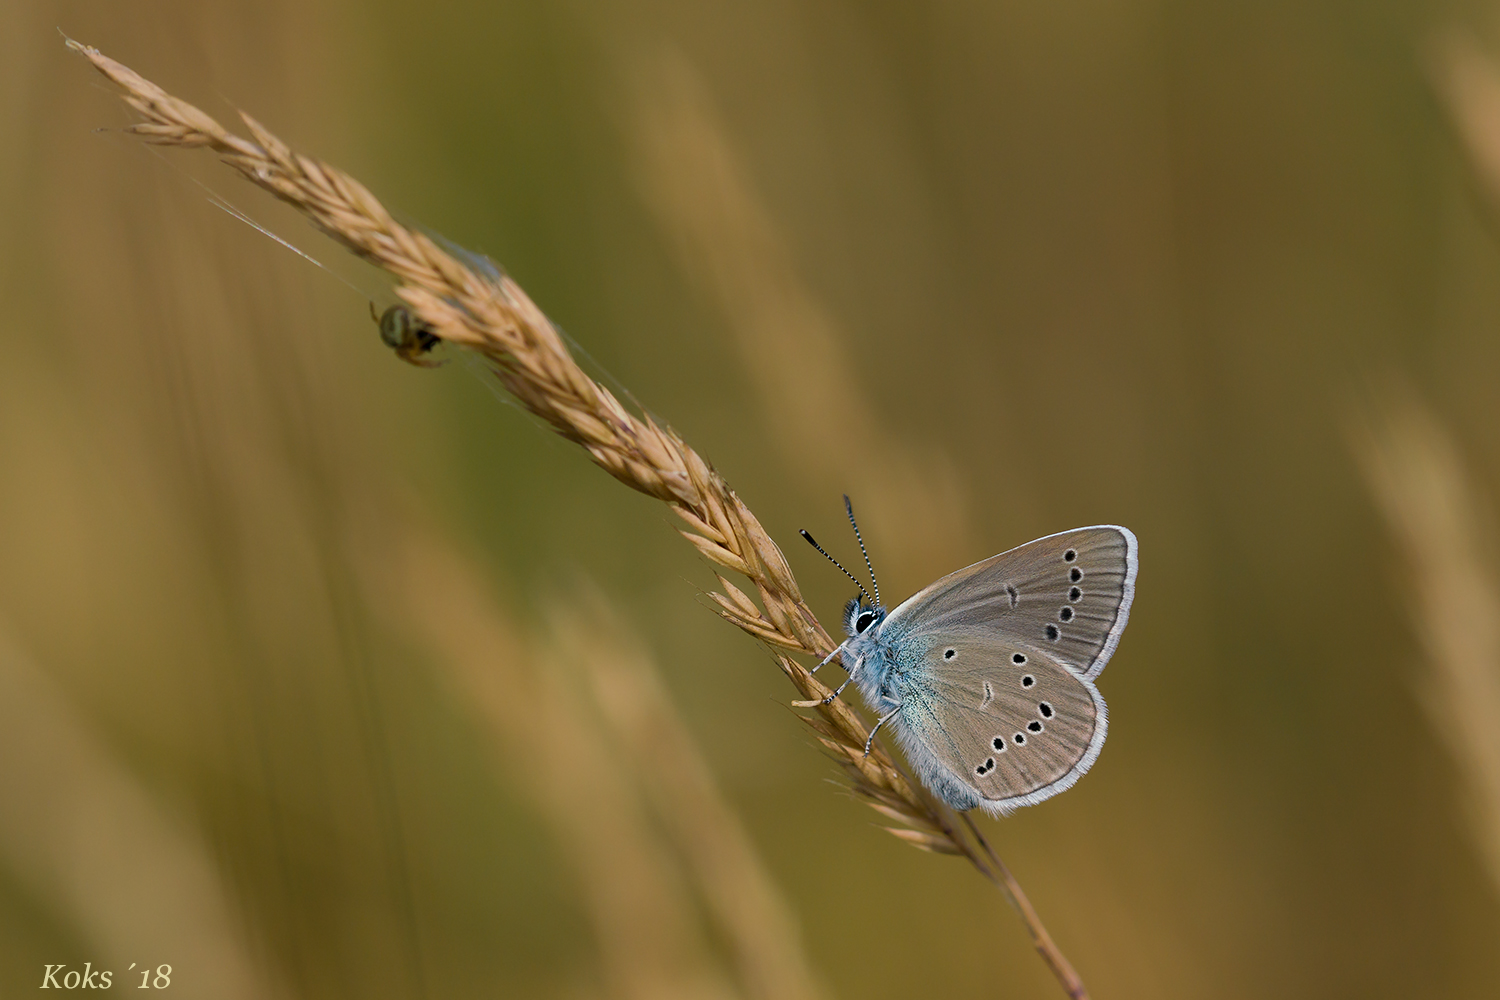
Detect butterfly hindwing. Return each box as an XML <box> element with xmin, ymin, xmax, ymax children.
<box><xmin>884</xmin><ymin>525</ymin><xmax>1136</xmax><ymax>681</ymax></box>
<box><xmin>894</xmin><ymin>635</ymin><xmax>1106</xmax><ymax>814</ymax></box>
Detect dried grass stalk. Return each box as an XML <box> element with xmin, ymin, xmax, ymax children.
<box><xmin>67</xmin><ymin>39</ymin><xmax>1089</xmax><ymax>998</ymax></box>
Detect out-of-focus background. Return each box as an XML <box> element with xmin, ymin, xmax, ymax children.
<box><xmin>5</xmin><ymin>0</ymin><xmax>1500</xmax><ymax>997</ymax></box>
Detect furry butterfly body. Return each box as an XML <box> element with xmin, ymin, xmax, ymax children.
<box><xmin>824</xmin><ymin>525</ymin><xmax>1138</xmax><ymax>816</ymax></box>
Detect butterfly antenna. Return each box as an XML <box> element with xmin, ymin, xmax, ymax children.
<box><xmin>843</xmin><ymin>495</ymin><xmax>880</xmax><ymax>607</ymax></box>
<box><xmin>799</xmin><ymin>529</ymin><xmax>873</xmax><ymax>606</ymax></box>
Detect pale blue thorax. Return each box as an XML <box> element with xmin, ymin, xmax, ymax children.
<box><xmin>840</xmin><ymin>598</ymin><xmax>927</xmax><ymax>713</ymax></box>
<box><xmin>838</xmin><ymin>594</ymin><xmax>985</xmax><ymax>812</ymax></box>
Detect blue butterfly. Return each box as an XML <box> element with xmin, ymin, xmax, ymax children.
<box><xmin>803</xmin><ymin>499</ymin><xmax>1137</xmax><ymax>815</ymax></box>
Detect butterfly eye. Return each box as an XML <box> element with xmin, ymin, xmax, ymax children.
<box><xmin>855</xmin><ymin>611</ymin><xmax>875</xmax><ymax>633</ymax></box>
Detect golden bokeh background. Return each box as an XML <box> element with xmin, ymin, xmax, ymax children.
<box><xmin>4</xmin><ymin>0</ymin><xmax>1500</xmax><ymax>996</ymax></box>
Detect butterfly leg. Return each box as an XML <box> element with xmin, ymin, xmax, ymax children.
<box><xmin>821</xmin><ymin>654</ymin><xmax>863</xmax><ymax>705</ymax></box>
<box><xmin>792</xmin><ymin>646</ymin><xmax>855</xmax><ymax>708</ymax></box>
<box><xmin>863</xmin><ymin>707</ymin><xmax>900</xmax><ymax>757</ymax></box>
<box><xmin>810</xmin><ymin>641</ymin><xmax>847</xmax><ymax>675</ymax></box>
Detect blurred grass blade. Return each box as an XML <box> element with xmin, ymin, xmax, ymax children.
<box><xmin>1431</xmin><ymin>31</ymin><xmax>1500</xmax><ymax>211</ymax></box>
<box><xmin>548</xmin><ymin>588</ymin><xmax>828</xmax><ymax>1000</ymax></box>
<box><xmin>1357</xmin><ymin>397</ymin><xmax>1500</xmax><ymax>897</ymax></box>
<box><xmin>0</xmin><ymin>631</ymin><xmax>280</xmax><ymax>1000</ymax></box>
<box><xmin>365</xmin><ymin>523</ymin><xmax>736</xmax><ymax>1000</ymax></box>
<box><xmin>626</xmin><ymin>50</ymin><xmax>972</xmax><ymax>581</ymax></box>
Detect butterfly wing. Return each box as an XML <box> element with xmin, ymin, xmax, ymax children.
<box><xmin>883</xmin><ymin>525</ymin><xmax>1137</xmax><ymax>681</ymax></box>
<box><xmin>890</xmin><ymin>637</ymin><xmax>1106</xmax><ymax>815</ymax></box>
<box><xmin>873</xmin><ymin>526</ymin><xmax>1134</xmax><ymax>814</ymax></box>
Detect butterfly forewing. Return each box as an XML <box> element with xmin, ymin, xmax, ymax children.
<box><xmin>897</xmin><ymin>636</ymin><xmax>1106</xmax><ymax>812</ymax></box>
<box><xmin>884</xmin><ymin>525</ymin><xmax>1136</xmax><ymax>681</ymax></box>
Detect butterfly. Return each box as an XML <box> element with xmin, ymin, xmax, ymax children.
<box><xmin>802</xmin><ymin>499</ymin><xmax>1137</xmax><ymax>816</ymax></box>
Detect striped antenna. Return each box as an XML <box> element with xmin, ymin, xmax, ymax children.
<box><xmin>843</xmin><ymin>495</ymin><xmax>880</xmax><ymax>607</ymax></box>
<box><xmin>800</xmin><ymin>529</ymin><xmax>873</xmax><ymax>607</ymax></box>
